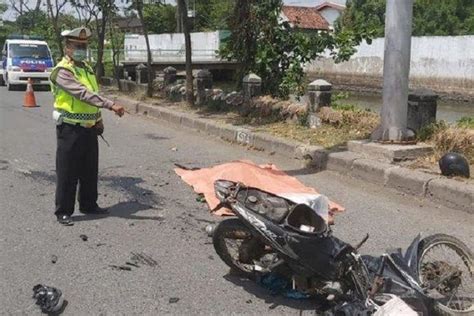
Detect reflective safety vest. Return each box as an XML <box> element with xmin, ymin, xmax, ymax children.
<box><xmin>50</xmin><ymin>57</ymin><xmax>101</xmax><ymax>127</ymax></box>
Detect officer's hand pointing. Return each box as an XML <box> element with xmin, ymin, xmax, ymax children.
<box><xmin>111</xmin><ymin>104</ymin><xmax>125</xmax><ymax>117</ymax></box>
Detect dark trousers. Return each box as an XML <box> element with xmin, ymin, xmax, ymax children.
<box><xmin>55</xmin><ymin>123</ymin><xmax>99</xmax><ymax>217</ymax></box>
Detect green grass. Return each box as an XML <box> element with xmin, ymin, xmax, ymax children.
<box><xmin>457</xmin><ymin>116</ymin><xmax>474</xmax><ymax>129</ymax></box>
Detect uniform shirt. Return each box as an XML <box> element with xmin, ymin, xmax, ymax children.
<box><xmin>55</xmin><ymin>68</ymin><xmax>114</xmax><ymax>110</ymax></box>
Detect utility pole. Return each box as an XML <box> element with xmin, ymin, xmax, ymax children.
<box><xmin>177</xmin><ymin>0</ymin><xmax>194</xmax><ymax>106</ymax></box>
<box><xmin>371</xmin><ymin>0</ymin><xmax>414</xmax><ymax>142</ymax></box>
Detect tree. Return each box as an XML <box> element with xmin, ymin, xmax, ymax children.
<box><xmin>70</xmin><ymin>0</ymin><xmax>117</xmax><ymax>79</ymax></box>
<box><xmin>130</xmin><ymin>0</ymin><xmax>156</xmax><ymax>98</ymax></box>
<box><xmin>143</xmin><ymin>3</ymin><xmax>176</xmax><ymax>34</ymax></box>
<box><xmin>0</xmin><ymin>2</ymin><xmax>14</xmax><ymax>47</ymax></box>
<box><xmin>45</xmin><ymin>0</ymin><xmax>68</xmax><ymax>58</ymax></box>
<box><xmin>222</xmin><ymin>0</ymin><xmax>370</xmax><ymax>98</ymax></box>
<box><xmin>194</xmin><ymin>0</ymin><xmax>234</xmax><ymax>31</ymax></box>
<box><xmin>8</xmin><ymin>0</ymin><xmax>44</xmax><ymax>33</ymax></box>
<box><xmin>413</xmin><ymin>0</ymin><xmax>474</xmax><ymax>35</ymax></box>
<box><xmin>108</xmin><ymin>12</ymin><xmax>124</xmax><ymax>91</ymax></box>
<box><xmin>338</xmin><ymin>0</ymin><xmax>474</xmax><ymax>37</ymax></box>
<box><xmin>0</xmin><ymin>0</ymin><xmax>7</xmax><ymax>15</ymax></box>
<box><xmin>177</xmin><ymin>0</ymin><xmax>194</xmax><ymax>106</ymax></box>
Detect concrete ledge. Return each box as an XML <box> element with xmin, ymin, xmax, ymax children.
<box><xmin>253</xmin><ymin>133</ymin><xmax>276</xmax><ymax>152</ymax></box>
<box><xmin>205</xmin><ymin>121</ymin><xmax>223</xmax><ymax>138</ymax></box>
<box><xmin>234</xmin><ymin>128</ymin><xmax>254</xmax><ymax>145</ymax></box>
<box><xmin>180</xmin><ymin>114</ymin><xmax>196</xmax><ymax>129</ymax></box>
<box><xmin>386</xmin><ymin>168</ymin><xmax>437</xmax><ymax>196</ymax></box>
<box><xmin>326</xmin><ymin>151</ymin><xmax>361</xmax><ymax>173</ymax></box>
<box><xmin>427</xmin><ymin>178</ymin><xmax>474</xmax><ymax>214</ymax></box>
<box><xmin>220</xmin><ymin>125</ymin><xmax>239</xmax><ymax>142</ymax></box>
<box><xmin>159</xmin><ymin>108</ymin><xmax>182</xmax><ymax>125</ymax></box>
<box><xmin>351</xmin><ymin>159</ymin><xmax>395</xmax><ymax>185</ymax></box>
<box><xmin>272</xmin><ymin>139</ymin><xmax>298</xmax><ymax>159</ymax></box>
<box><xmin>193</xmin><ymin>118</ymin><xmax>208</xmax><ymax>132</ymax></box>
<box><xmin>110</xmin><ymin>95</ymin><xmax>474</xmax><ymax>214</ymax></box>
<box><xmin>120</xmin><ymin>98</ymin><xmax>140</xmax><ymax>114</ymax></box>
<box><xmin>137</xmin><ymin>103</ymin><xmax>160</xmax><ymax>118</ymax></box>
<box><xmin>295</xmin><ymin>145</ymin><xmax>328</xmax><ymax>170</ymax></box>
<box><xmin>348</xmin><ymin>140</ymin><xmax>433</xmax><ymax>162</ymax></box>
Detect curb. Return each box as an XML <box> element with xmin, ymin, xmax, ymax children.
<box><xmin>110</xmin><ymin>94</ymin><xmax>474</xmax><ymax>214</ymax></box>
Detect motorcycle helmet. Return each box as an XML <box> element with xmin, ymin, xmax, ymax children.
<box><xmin>438</xmin><ymin>152</ymin><xmax>470</xmax><ymax>178</ymax></box>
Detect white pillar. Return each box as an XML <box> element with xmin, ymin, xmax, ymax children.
<box><xmin>372</xmin><ymin>0</ymin><xmax>414</xmax><ymax>141</ymax></box>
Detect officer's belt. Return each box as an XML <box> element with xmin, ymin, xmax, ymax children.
<box><xmin>58</xmin><ymin>110</ymin><xmax>101</xmax><ymax>128</ymax></box>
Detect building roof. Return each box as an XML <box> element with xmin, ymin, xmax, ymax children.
<box><xmin>315</xmin><ymin>2</ymin><xmax>346</xmax><ymax>12</ymax></box>
<box><xmin>281</xmin><ymin>6</ymin><xmax>329</xmax><ymax>30</ymax></box>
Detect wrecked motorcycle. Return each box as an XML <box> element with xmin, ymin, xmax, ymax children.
<box><xmin>211</xmin><ymin>180</ymin><xmax>474</xmax><ymax>315</ymax></box>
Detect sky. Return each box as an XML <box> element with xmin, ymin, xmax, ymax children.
<box><xmin>2</xmin><ymin>0</ymin><xmax>347</xmax><ymax>21</ymax></box>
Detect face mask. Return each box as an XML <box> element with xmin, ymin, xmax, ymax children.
<box><xmin>72</xmin><ymin>49</ymin><xmax>87</xmax><ymax>62</ymax></box>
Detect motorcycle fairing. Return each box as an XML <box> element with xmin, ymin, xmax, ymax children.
<box><xmin>285</xmin><ymin>233</ymin><xmax>348</xmax><ymax>280</ymax></box>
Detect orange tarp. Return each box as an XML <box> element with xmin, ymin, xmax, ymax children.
<box><xmin>175</xmin><ymin>160</ymin><xmax>344</xmax><ymax>221</ymax></box>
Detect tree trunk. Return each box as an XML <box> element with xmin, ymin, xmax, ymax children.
<box><xmin>95</xmin><ymin>14</ymin><xmax>107</xmax><ymax>79</ymax></box>
<box><xmin>34</xmin><ymin>0</ymin><xmax>42</xmax><ymax>11</ymax></box>
<box><xmin>178</xmin><ymin>0</ymin><xmax>194</xmax><ymax>106</ymax></box>
<box><xmin>108</xmin><ymin>18</ymin><xmax>123</xmax><ymax>92</ymax></box>
<box><xmin>46</xmin><ymin>0</ymin><xmax>63</xmax><ymax>59</ymax></box>
<box><xmin>136</xmin><ymin>1</ymin><xmax>154</xmax><ymax>98</ymax></box>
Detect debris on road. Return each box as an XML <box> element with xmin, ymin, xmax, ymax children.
<box><xmin>373</xmin><ymin>295</ymin><xmax>418</xmax><ymax>315</ymax></box>
<box><xmin>130</xmin><ymin>252</ymin><xmax>158</xmax><ymax>267</ymax></box>
<box><xmin>109</xmin><ymin>265</ymin><xmax>132</xmax><ymax>271</ymax></box>
<box><xmin>32</xmin><ymin>284</ymin><xmax>65</xmax><ymax>314</ymax></box>
<box><xmin>205</xmin><ymin>224</ymin><xmax>215</xmax><ymax>237</ymax></box>
<box><xmin>79</xmin><ymin>234</ymin><xmax>88</xmax><ymax>242</ymax></box>
<box><xmin>51</xmin><ymin>255</ymin><xmax>58</xmax><ymax>264</ymax></box>
<box><xmin>196</xmin><ymin>194</ymin><xmax>206</xmax><ymax>203</ymax></box>
<box><xmin>258</xmin><ymin>273</ymin><xmax>309</xmax><ymax>300</ymax></box>
<box><xmin>168</xmin><ymin>297</ymin><xmax>180</xmax><ymax>304</ymax></box>
<box><xmin>171</xmin><ymin>147</ymin><xmax>178</xmax><ymax>152</ymax></box>
<box><xmin>126</xmin><ymin>262</ymin><xmax>140</xmax><ymax>268</ymax></box>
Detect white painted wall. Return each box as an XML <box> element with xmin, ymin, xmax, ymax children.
<box><xmin>306</xmin><ymin>35</ymin><xmax>474</xmax><ymax>95</ymax></box>
<box><xmin>124</xmin><ymin>31</ymin><xmax>222</xmax><ymax>62</ymax></box>
<box><xmin>319</xmin><ymin>7</ymin><xmax>341</xmax><ymax>27</ymax></box>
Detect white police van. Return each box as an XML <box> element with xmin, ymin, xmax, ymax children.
<box><xmin>1</xmin><ymin>35</ymin><xmax>54</xmax><ymax>90</ymax></box>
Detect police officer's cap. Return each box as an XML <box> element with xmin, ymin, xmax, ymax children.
<box><xmin>61</xmin><ymin>27</ymin><xmax>91</xmax><ymax>43</ymax></box>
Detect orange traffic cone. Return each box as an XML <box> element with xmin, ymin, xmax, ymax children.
<box><xmin>23</xmin><ymin>78</ymin><xmax>38</xmax><ymax>108</ymax></box>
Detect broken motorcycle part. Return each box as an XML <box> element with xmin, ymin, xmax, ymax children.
<box><xmin>32</xmin><ymin>284</ymin><xmax>64</xmax><ymax>313</ymax></box>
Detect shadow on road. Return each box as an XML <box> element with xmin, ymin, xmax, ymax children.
<box><xmin>223</xmin><ymin>273</ymin><xmax>321</xmax><ymax>313</ymax></box>
<box><xmin>143</xmin><ymin>133</ymin><xmax>170</xmax><ymax>141</ymax></box>
<box><xmin>74</xmin><ymin>175</ymin><xmax>165</xmax><ymax>222</ymax></box>
<box><xmin>73</xmin><ymin>200</ymin><xmax>165</xmax><ymax>222</ymax></box>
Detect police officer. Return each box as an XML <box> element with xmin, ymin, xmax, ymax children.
<box><xmin>51</xmin><ymin>27</ymin><xmax>125</xmax><ymax>226</ymax></box>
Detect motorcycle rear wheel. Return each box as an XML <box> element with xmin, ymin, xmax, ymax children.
<box><xmin>213</xmin><ymin>218</ymin><xmax>264</xmax><ymax>279</ymax></box>
<box><xmin>417</xmin><ymin>234</ymin><xmax>473</xmax><ymax>316</ymax></box>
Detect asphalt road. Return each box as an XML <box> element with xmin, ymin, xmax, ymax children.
<box><xmin>0</xmin><ymin>86</ymin><xmax>473</xmax><ymax>315</ymax></box>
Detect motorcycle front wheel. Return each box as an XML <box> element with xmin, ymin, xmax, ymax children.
<box><xmin>213</xmin><ymin>218</ymin><xmax>265</xmax><ymax>279</ymax></box>
<box><xmin>417</xmin><ymin>234</ymin><xmax>474</xmax><ymax>316</ymax></box>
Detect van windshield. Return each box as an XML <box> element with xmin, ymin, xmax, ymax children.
<box><xmin>9</xmin><ymin>44</ymin><xmax>51</xmax><ymax>59</ymax></box>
